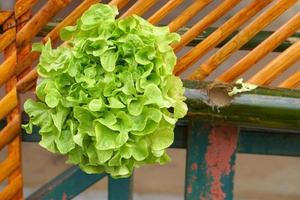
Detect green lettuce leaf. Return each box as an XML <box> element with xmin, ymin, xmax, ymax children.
<box><xmin>23</xmin><ymin>3</ymin><xmax>187</xmax><ymax>178</ymax></box>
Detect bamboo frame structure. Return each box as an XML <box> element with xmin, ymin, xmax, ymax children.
<box><xmin>16</xmin><ymin>0</ymin><xmax>101</xmax><ymax>75</ymax></box>
<box><xmin>121</xmin><ymin>0</ymin><xmax>158</xmax><ymax>18</ymax></box>
<box><xmin>9</xmin><ymin>0</ymin><xmax>300</xmax><ymax>94</ymax></box>
<box><xmin>0</xmin><ymin>174</ymin><xmax>22</xmax><ymax>200</ymax></box>
<box><xmin>43</xmin><ymin>0</ymin><xmax>100</xmax><ymax>43</ymax></box>
<box><xmin>0</xmin><ymin>29</ymin><xmax>15</xmax><ymax>52</ymax></box>
<box><xmin>14</xmin><ymin>0</ymin><xmax>38</xmax><ymax>19</ymax></box>
<box><xmin>174</xmin><ymin>0</ymin><xmax>272</xmax><ymax>75</ymax></box>
<box><xmin>109</xmin><ymin>0</ymin><xmax>130</xmax><ymax>9</ymax></box>
<box><xmin>0</xmin><ymin>117</ymin><xmax>21</xmax><ymax>151</ymax></box>
<box><xmin>189</xmin><ymin>0</ymin><xmax>297</xmax><ymax>80</ymax></box>
<box><xmin>0</xmin><ymin>53</ymin><xmax>16</xmax><ymax>86</ymax></box>
<box><xmin>0</xmin><ymin>89</ymin><xmax>18</xmax><ymax>120</ymax></box>
<box><xmin>172</xmin><ymin>0</ymin><xmax>242</xmax><ymax>51</ymax></box>
<box><xmin>16</xmin><ymin>0</ymin><xmax>72</xmax><ymax>48</ymax></box>
<box><xmin>217</xmin><ymin>12</ymin><xmax>300</xmax><ymax>82</ymax></box>
<box><xmin>168</xmin><ymin>0</ymin><xmax>212</xmax><ymax>32</ymax></box>
<box><xmin>248</xmin><ymin>39</ymin><xmax>300</xmax><ymax>85</ymax></box>
<box><xmin>279</xmin><ymin>70</ymin><xmax>300</xmax><ymax>88</ymax></box>
<box><xmin>148</xmin><ymin>0</ymin><xmax>184</xmax><ymax>25</ymax></box>
<box><xmin>0</xmin><ymin>11</ymin><xmax>12</xmax><ymax>25</ymax></box>
<box><xmin>0</xmin><ymin>12</ymin><xmax>23</xmax><ymax>200</ymax></box>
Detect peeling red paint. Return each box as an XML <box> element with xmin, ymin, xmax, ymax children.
<box><xmin>191</xmin><ymin>163</ymin><xmax>198</xmax><ymax>171</ymax></box>
<box><xmin>187</xmin><ymin>185</ymin><xmax>193</xmax><ymax>194</ymax></box>
<box><xmin>204</xmin><ymin>125</ymin><xmax>238</xmax><ymax>200</ymax></box>
<box><xmin>200</xmin><ymin>195</ymin><xmax>207</xmax><ymax>200</ymax></box>
<box><xmin>61</xmin><ymin>192</ymin><xmax>68</xmax><ymax>200</ymax></box>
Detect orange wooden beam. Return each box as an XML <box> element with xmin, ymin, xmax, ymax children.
<box><xmin>0</xmin><ymin>117</ymin><xmax>21</xmax><ymax>151</ymax></box>
<box><xmin>14</xmin><ymin>0</ymin><xmax>38</xmax><ymax>19</ymax></box>
<box><xmin>189</xmin><ymin>0</ymin><xmax>297</xmax><ymax>80</ymax></box>
<box><xmin>109</xmin><ymin>0</ymin><xmax>130</xmax><ymax>9</ymax></box>
<box><xmin>279</xmin><ymin>69</ymin><xmax>300</xmax><ymax>89</ymax></box>
<box><xmin>217</xmin><ymin>12</ymin><xmax>300</xmax><ymax>82</ymax></box>
<box><xmin>168</xmin><ymin>0</ymin><xmax>212</xmax><ymax>32</ymax></box>
<box><xmin>0</xmin><ymin>11</ymin><xmax>12</xmax><ymax>25</ymax></box>
<box><xmin>0</xmin><ymin>28</ymin><xmax>16</xmax><ymax>52</ymax></box>
<box><xmin>16</xmin><ymin>0</ymin><xmax>72</xmax><ymax>48</ymax></box>
<box><xmin>0</xmin><ymin>174</ymin><xmax>22</xmax><ymax>200</ymax></box>
<box><xmin>148</xmin><ymin>0</ymin><xmax>183</xmax><ymax>25</ymax></box>
<box><xmin>248</xmin><ymin>39</ymin><xmax>300</xmax><ymax>85</ymax></box>
<box><xmin>121</xmin><ymin>0</ymin><xmax>157</xmax><ymax>18</ymax></box>
<box><xmin>0</xmin><ymin>89</ymin><xmax>18</xmax><ymax>121</ymax></box>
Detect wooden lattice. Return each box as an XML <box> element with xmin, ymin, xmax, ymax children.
<box><xmin>0</xmin><ymin>0</ymin><xmax>299</xmax><ymax>199</ymax></box>
<box><xmin>0</xmin><ymin>8</ymin><xmax>23</xmax><ymax>200</ymax></box>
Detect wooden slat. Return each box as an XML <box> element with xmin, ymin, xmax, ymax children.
<box><xmin>15</xmin><ymin>50</ymin><xmax>39</xmax><ymax>76</ymax></box>
<box><xmin>0</xmin><ymin>28</ymin><xmax>16</xmax><ymax>52</ymax></box>
<box><xmin>16</xmin><ymin>68</ymin><xmax>38</xmax><ymax>93</ymax></box>
<box><xmin>7</xmin><ymin>136</ymin><xmax>22</xmax><ymax>200</ymax></box>
<box><xmin>0</xmin><ymin>175</ymin><xmax>22</xmax><ymax>200</ymax></box>
<box><xmin>168</xmin><ymin>0</ymin><xmax>212</xmax><ymax>32</ymax></box>
<box><xmin>16</xmin><ymin>42</ymin><xmax>31</xmax><ymax>64</ymax></box>
<box><xmin>279</xmin><ymin>69</ymin><xmax>300</xmax><ymax>88</ymax></box>
<box><xmin>248</xmin><ymin>39</ymin><xmax>300</xmax><ymax>85</ymax></box>
<box><xmin>15</xmin><ymin>2</ymin><xmax>33</xmax><ymax>84</ymax></box>
<box><xmin>174</xmin><ymin>0</ymin><xmax>271</xmax><ymax>75</ymax></box>
<box><xmin>109</xmin><ymin>0</ymin><xmax>130</xmax><ymax>9</ymax></box>
<box><xmin>0</xmin><ymin>53</ymin><xmax>16</xmax><ymax>87</ymax></box>
<box><xmin>148</xmin><ymin>0</ymin><xmax>183</xmax><ymax>25</ymax></box>
<box><xmin>0</xmin><ymin>117</ymin><xmax>20</xmax><ymax>151</ymax></box>
<box><xmin>7</xmin><ymin>8</ymin><xmax>24</xmax><ymax>199</ymax></box>
<box><xmin>189</xmin><ymin>0</ymin><xmax>297</xmax><ymax>80</ymax></box>
<box><xmin>14</xmin><ymin>0</ymin><xmax>38</xmax><ymax>19</ymax></box>
<box><xmin>43</xmin><ymin>0</ymin><xmax>100</xmax><ymax>43</ymax></box>
<box><xmin>0</xmin><ymin>156</ymin><xmax>19</xmax><ymax>183</ymax></box>
<box><xmin>172</xmin><ymin>0</ymin><xmax>241</xmax><ymax>51</ymax></box>
<box><xmin>217</xmin><ymin>12</ymin><xmax>300</xmax><ymax>82</ymax></box>
<box><xmin>16</xmin><ymin>0</ymin><xmax>73</xmax><ymax>48</ymax></box>
<box><xmin>121</xmin><ymin>0</ymin><xmax>157</xmax><ymax>18</ymax></box>
<box><xmin>0</xmin><ymin>11</ymin><xmax>12</xmax><ymax>25</ymax></box>
<box><xmin>0</xmin><ymin>89</ymin><xmax>18</xmax><ymax>120</ymax></box>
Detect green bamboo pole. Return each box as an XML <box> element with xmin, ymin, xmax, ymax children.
<box><xmin>184</xmin><ymin>80</ymin><xmax>300</xmax><ymax>131</ymax></box>
<box><xmin>18</xmin><ymin>80</ymin><xmax>300</xmax><ymax>134</ymax></box>
<box><xmin>38</xmin><ymin>21</ymin><xmax>300</xmax><ymax>52</ymax></box>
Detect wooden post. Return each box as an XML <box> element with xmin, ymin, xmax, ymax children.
<box><xmin>0</xmin><ymin>12</ymin><xmax>23</xmax><ymax>200</ymax></box>
<box><xmin>185</xmin><ymin>121</ymin><xmax>238</xmax><ymax>200</ymax></box>
<box><xmin>108</xmin><ymin>176</ymin><xmax>133</xmax><ymax>200</ymax></box>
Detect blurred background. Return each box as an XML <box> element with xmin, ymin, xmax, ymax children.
<box><xmin>1</xmin><ymin>0</ymin><xmax>300</xmax><ymax>199</ymax></box>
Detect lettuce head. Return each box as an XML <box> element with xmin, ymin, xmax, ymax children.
<box><xmin>23</xmin><ymin>3</ymin><xmax>187</xmax><ymax>178</ymax></box>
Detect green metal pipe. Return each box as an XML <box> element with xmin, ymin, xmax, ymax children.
<box><xmin>26</xmin><ymin>166</ymin><xmax>106</xmax><ymax>200</ymax></box>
